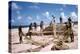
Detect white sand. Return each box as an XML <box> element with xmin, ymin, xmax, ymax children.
<box><xmin>9</xmin><ymin>24</ymin><xmax>78</xmax><ymax>53</ymax></box>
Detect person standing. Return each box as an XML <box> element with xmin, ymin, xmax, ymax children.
<box><xmin>60</xmin><ymin>16</ymin><xmax>62</xmax><ymax>23</ymax></box>
<box><xmin>40</xmin><ymin>21</ymin><xmax>44</xmax><ymax>30</ymax></box>
<box><xmin>64</xmin><ymin>17</ymin><xmax>74</xmax><ymax>42</ymax></box>
<box><xmin>50</xmin><ymin>21</ymin><xmax>53</xmax><ymax>26</ymax></box>
<box><xmin>34</xmin><ymin>22</ymin><xmax>37</xmax><ymax>31</ymax></box>
<box><xmin>28</xmin><ymin>23</ymin><xmax>33</xmax><ymax>38</ymax></box>
<box><xmin>40</xmin><ymin>21</ymin><xmax>44</xmax><ymax>35</ymax></box>
<box><xmin>63</xmin><ymin>22</ymin><xmax>69</xmax><ymax>42</ymax></box>
<box><xmin>18</xmin><ymin>26</ymin><xmax>23</xmax><ymax>44</ymax></box>
<box><xmin>68</xmin><ymin>17</ymin><xmax>74</xmax><ymax>42</ymax></box>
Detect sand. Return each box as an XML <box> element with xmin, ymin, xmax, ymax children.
<box><xmin>9</xmin><ymin>24</ymin><xmax>78</xmax><ymax>53</ymax></box>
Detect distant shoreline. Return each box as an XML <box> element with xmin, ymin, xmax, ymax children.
<box><xmin>9</xmin><ymin>25</ymin><xmax>40</xmax><ymax>29</ymax></box>
<box><xmin>9</xmin><ymin>22</ymin><xmax>78</xmax><ymax>29</ymax></box>
<box><xmin>9</xmin><ymin>25</ymin><xmax>29</xmax><ymax>29</ymax></box>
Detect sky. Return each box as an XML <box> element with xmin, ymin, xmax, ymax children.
<box><xmin>9</xmin><ymin>1</ymin><xmax>78</xmax><ymax>26</ymax></box>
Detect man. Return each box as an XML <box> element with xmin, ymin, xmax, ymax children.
<box><xmin>40</xmin><ymin>21</ymin><xmax>44</xmax><ymax>30</ymax></box>
<box><xmin>68</xmin><ymin>17</ymin><xmax>74</xmax><ymax>42</ymax></box>
<box><xmin>40</xmin><ymin>21</ymin><xmax>44</xmax><ymax>35</ymax></box>
<box><xmin>28</xmin><ymin>23</ymin><xmax>33</xmax><ymax>38</ymax></box>
<box><xmin>34</xmin><ymin>22</ymin><xmax>37</xmax><ymax>31</ymax></box>
<box><xmin>18</xmin><ymin>26</ymin><xmax>23</xmax><ymax>44</ymax></box>
<box><xmin>64</xmin><ymin>17</ymin><xmax>74</xmax><ymax>42</ymax></box>
<box><xmin>60</xmin><ymin>16</ymin><xmax>62</xmax><ymax>23</ymax></box>
<box><xmin>64</xmin><ymin>22</ymin><xmax>69</xmax><ymax>42</ymax></box>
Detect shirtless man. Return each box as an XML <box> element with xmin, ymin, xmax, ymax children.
<box><xmin>18</xmin><ymin>26</ymin><xmax>23</xmax><ymax>44</ymax></box>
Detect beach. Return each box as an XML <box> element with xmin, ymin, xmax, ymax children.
<box><xmin>9</xmin><ymin>24</ymin><xmax>78</xmax><ymax>53</ymax></box>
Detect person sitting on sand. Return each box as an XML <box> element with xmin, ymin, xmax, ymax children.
<box><xmin>18</xmin><ymin>26</ymin><xmax>23</xmax><ymax>44</ymax></box>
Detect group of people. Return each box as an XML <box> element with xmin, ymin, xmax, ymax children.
<box><xmin>18</xmin><ymin>21</ymin><xmax>44</xmax><ymax>44</ymax></box>
<box><xmin>27</xmin><ymin>21</ymin><xmax>44</xmax><ymax>39</ymax></box>
<box><xmin>18</xmin><ymin>16</ymin><xmax>74</xmax><ymax>44</ymax></box>
<box><xmin>28</xmin><ymin>21</ymin><xmax>44</xmax><ymax>31</ymax></box>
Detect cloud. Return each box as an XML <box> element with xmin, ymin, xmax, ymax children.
<box><xmin>60</xmin><ymin>8</ymin><xmax>63</xmax><ymax>11</ymax></box>
<box><xmin>43</xmin><ymin>11</ymin><xmax>49</xmax><ymax>17</ymax></box>
<box><xmin>29</xmin><ymin>5</ymin><xmax>40</xmax><ymax>9</ymax></box>
<box><xmin>60</xmin><ymin>12</ymin><xmax>67</xmax><ymax>22</ymax></box>
<box><xmin>61</xmin><ymin>12</ymin><xmax>66</xmax><ymax>18</ymax></box>
<box><xmin>16</xmin><ymin>11</ymin><xmax>20</xmax><ymax>15</ymax></box>
<box><xmin>27</xmin><ymin>16</ymin><xmax>32</xmax><ymax>20</ymax></box>
<box><xmin>71</xmin><ymin>12</ymin><xmax>77</xmax><ymax>18</ymax></box>
<box><xmin>36</xmin><ymin>15</ymin><xmax>40</xmax><ymax>20</ymax></box>
<box><xmin>12</xmin><ymin>3</ymin><xmax>21</xmax><ymax>10</ymax></box>
<box><xmin>11</xmin><ymin>19</ymin><xmax>15</xmax><ymax>23</ymax></box>
<box><xmin>46</xmin><ymin>11</ymin><xmax>49</xmax><ymax>17</ymax></box>
<box><xmin>42</xmin><ymin>11</ymin><xmax>52</xmax><ymax>21</ymax></box>
<box><xmin>70</xmin><ymin>12</ymin><xmax>78</xmax><ymax>21</ymax></box>
<box><xmin>17</xmin><ymin>16</ymin><xmax>22</xmax><ymax>20</ymax></box>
